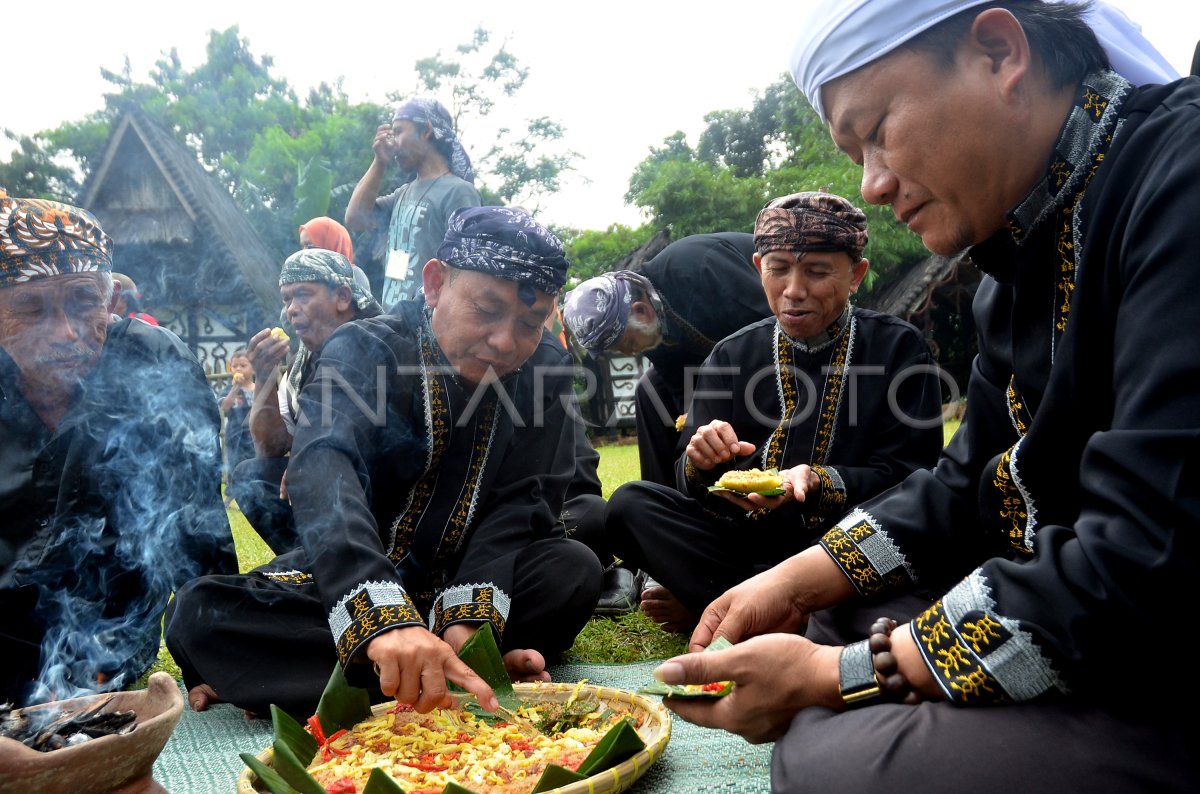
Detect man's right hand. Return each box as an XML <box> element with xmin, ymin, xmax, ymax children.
<box><xmin>246</xmin><ymin>328</ymin><xmax>289</xmax><ymax>380</ymax></box>
<box><xmin>686</xmin><ymin>420</ymin><xmax>756</xmax><ymax>471</ymax></box>
<box><xmin>366</xmin><ymin>625</ymin><xmax>499</xmax><ymax>714</ymax></box>
<box><xmin>372</xmin><ymin>124</ymin><xmax>395</xmax><ymax>164</ymax></box>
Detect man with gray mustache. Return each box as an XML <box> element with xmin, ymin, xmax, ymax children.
<box><xmin>0</xmin><ymin>192</ymin><xmax>236</xmax><ymax>705</ymax></box>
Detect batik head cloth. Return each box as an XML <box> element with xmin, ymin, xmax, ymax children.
<box><xmin>279</xmin><ymin>248</ymin><xmax>381</xmax><ymax>316</ymax></box>
<box><xmin>561</xmin><ymin>271</ymin><xmax>647</xmax><ymax>355</ymax></box>
<box><xmin>755</xmin><ymin>191</ymin><xmax>869</xmax><ymax>260</ymax></box>
<box><xmin>0</xmin><ymin>193</ymin><xmax>113</xmax><ymax>288</ymax></box>
<box><xmin>436</xmin><ymin>206</ymin><xmax>569</xmax><ymax>304</ymax></box>
<box><xmin>393</xmin><ymin>97</ymin><xmax>476</xmax><ymax>184</ymax></box>
<box><xmin>790</xmin><ymin>0</ymin><xmax>1180</xmax><ymax>123</ymax></box>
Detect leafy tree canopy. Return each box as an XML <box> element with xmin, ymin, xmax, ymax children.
<box><xmin>623</xmin><ymin>75</ymin><xmax>928</xmax><ymax>292</ymax></box>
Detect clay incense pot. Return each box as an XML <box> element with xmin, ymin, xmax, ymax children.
<box><xmin>0</xmin><ymin>671</ymin><xmax>184</xmax><ymax>794</ymax></box>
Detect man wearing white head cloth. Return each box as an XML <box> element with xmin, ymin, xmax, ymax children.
<box><xmin>652</xmin><ymin>2</ymin><xmax>1200</xmax><ymax>791</ymax></box>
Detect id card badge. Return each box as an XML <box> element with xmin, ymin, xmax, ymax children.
<box><xmin>385</xmin><ymin>249</ymin><xmax>411</xmax><ymax>282</ymax></box>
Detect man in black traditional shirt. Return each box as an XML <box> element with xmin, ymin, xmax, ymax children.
<box><xmin>166</xmin><ymin>207</ymin><xmax>602</xmax><ymax>718</ymax></box>
<box><xmin>605</xmin><ymin>192</ymin><xmax>943</xmax><ymax>633</ymax></box>
<box><xmin>0</xmin><ymin>193</ymin><xmax>236</xmax><ymax>705</ymax></box>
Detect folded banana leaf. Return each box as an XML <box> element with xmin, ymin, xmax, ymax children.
<box><xmin>316</xmin><ymin>662</ymin><xmax>373</xmax><ymax>734</ymax></box>
<box><xmin>270</xmin><ymin>705</ymin><xmax>319</xmax><ymax>768</ymax></box>
<box><xmin>363</xmin><ymin>767</ymin><xmax>407</xmax><ymax>793</ymax></box>
<box><xmin>532</xmin><ymin>764</ymin><xmax>587</xmax><ymax>791</ymax></box>
<box><xmin>639</xmin><ymin>636</ymin><xmax>735</xmax><ymax>698</ymax></box>
<box><xmin>576</xmin><ymin>716</ymin><xmax>645</xmax><ymax>776</ymax></box>
<box><xmin>270</xmin><ymin>739</ymin><xmax>326</xmax><ymax>794</ymax></box>
<box><xmin>240</xmin><ymin>752</ymin><xmax>301</xmax><ymax>794</ymax></box>
<box><xmin>451</xmin><ymin>626</ymin><xmax>519</xmax><ymax>710</ymax></box>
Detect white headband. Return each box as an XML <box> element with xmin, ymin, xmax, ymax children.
<box><xmin>791</xmin><ymin>0</ymin><xmax>1180</xmax><ymax>123</ymax></box>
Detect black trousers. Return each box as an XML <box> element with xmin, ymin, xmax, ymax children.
<box><xmin>605</xmin><ymin>481</ymin><xmax>820</xmax><ymax>617</ymax></box>
<box><xmin>634</xmin><ymin>367</ymin><xmax>685</xmax><ymax>487</ymax></box>
<box><xmin>163</xmin><ymin>537</ymin><xmax>601</xmax><ymax>718</ymax></box>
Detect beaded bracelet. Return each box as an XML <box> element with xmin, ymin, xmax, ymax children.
<box><xmin>838</xmin><ymin>617</ymin><xmax>923</xmax><ymax>708</ymax></box>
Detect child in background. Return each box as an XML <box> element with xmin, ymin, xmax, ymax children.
<box><xmin>218</xmin><ymin>349</ymin><xmax>256</xmax><ymax>490</ymax></box>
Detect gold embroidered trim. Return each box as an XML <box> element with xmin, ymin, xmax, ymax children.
<box><xmin>820</xmin><ymin>521</ymin><xmax>884</xmax><ymax>596</ymax></box>
<box><xmin>807</xmin><ymin>464</ymin><xmax>846</xmax><ymax>533</ymax></box>
<box><xmin>261</xmin><ymin>570</ymin><xmax>313</xmax><ymax>585</ymax></box>
<box><xmin>1005</xmin><ymin>377</ymin><xmax>1032</xmax><ymax>438</ymax></box>
<box><xmin>430</xmin><ymin>586</ymin><xmax>508</xmax><ymax>637</ymax></box>
<box><xmin>387</xmin><ymin>330</ymin><xmax>451</xmax><ymax>562</ymax></box>
<box><xmin>334</xmin><ymin>592</ymin><xmax>424</xmax><ymax>666</ymax></box>
<box><xmin>913</xmin><ymin>601</ymin><xmax>1010</xmax><ymax>705</ymax></box>
<box><xmin>439</xmin><ymin>401</ymin><xmax>498</xmax><ymax>558</ymax></box>
<box><xmin>992</xmin><ymin>446</ymin><xmax>1033</xmax><ymax>557</ymax></box>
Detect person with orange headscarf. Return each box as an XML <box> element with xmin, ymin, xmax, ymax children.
<box><xmin>299</xmin><ymin>217</ymin><xmax>355</xmax><ymax>263</ymax></box>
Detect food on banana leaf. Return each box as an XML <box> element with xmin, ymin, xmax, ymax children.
<box><xmin>709</xmin><ymin>468</ymin><xmax>785</xmax><ymax>495</ymax></box>
<box><xmin>639</xmin><ymin>637</ymin><xmax>735</xmax><ymax>699</ymax></box>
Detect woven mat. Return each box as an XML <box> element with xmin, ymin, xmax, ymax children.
<box><xmin>153</xmin><ymin>661</ymin><xmax>772</xmax><ymax>793</ymax></box>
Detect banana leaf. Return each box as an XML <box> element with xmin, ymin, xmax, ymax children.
<box><xmin>270</xmin><ymin>705</ymin><xmax>318</xmax><ymax>767</ymax></box>
<box><xmin>363</xmin><ymin>767</ymin><xmax>408</xmax><ymax>793</ymax></box>
<box><xmin>532</xmin><ymin>764</ymin><xmax>587</xmax><ymax>791</ymax></box>
<box><xmin>441</xmin><ymin>783</ymin><xmax>478</xmax><ymax>793</ymax></box>
<box><xmin>451</xmin><ymin>625</ymin><xmax>518</xmax><ymax>709</ymax></box>
<box><xmin>315</xmin><ymin>662</ymin><xmax>373</xmax><ymax>734</ymax></box>
<box><xmin>639</xmin><ymin>635</ymin><xmax>735</xmax><ymax>698</ymax></box>
<box><xmin>270</xmin><ymin>740</ymin><xmax>327</xmax><ymax>794</ymax></box>
<box><xmin>240</xmin><ymin>752</ymin><xmax>300</xmax><ymax>794</ymax></box>
<box><xmin>575</xmin><ymin>717</ymin><xmax>645</xmax><ymax>776</ymax></box>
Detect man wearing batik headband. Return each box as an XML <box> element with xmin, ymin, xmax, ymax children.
<box><xmin>655</xmin><ymin>2</ymin><xmax>1200</xmax><ymax>790</ymax></box>
<box><xmin>346</xmin><ymin>96</ymin><xmax>481</xmax><ymax>307</ymax></box>
<box><xmin>0</xmin><ymin>194</ymin><xmax>235</xmax><ymax>705</ymax></box>
<box><xmin>226</xmin><ymin>248</ymin><xmax>383</xmax><ymax>555</ymax></box>
<box><xmin>604</xmin><ymin>191</ymin><xmax>942</xmax><ymax>635</ymax></box>
<box><xmin>167</xmin><ymin>206</ymin><xmax>602</xmax><ymax>719</ymax></box>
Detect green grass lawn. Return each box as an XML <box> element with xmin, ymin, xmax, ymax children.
<box><xmin>148</xmin><ymin>419</ymin><xmax>963</xmax><ymax>683</ymax></box>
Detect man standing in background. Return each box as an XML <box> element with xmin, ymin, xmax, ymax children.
<box><xmin>345</xmin><ymin>97</ymin><xmax>481</xmax><ymax>308</ymax></box>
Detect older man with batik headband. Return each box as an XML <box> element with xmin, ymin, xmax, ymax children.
<box><xmin>0</xmin><ymin>193</ymin><xmax>235</xmax><ymax>705</ymax></box>
<box><xmin>228</xmin><ymin>248</ymin><xmax>383</xmax><ymax>555</ymax></box>
<box><xmin>602</xmin><ymin>190</ymin><xmax>943</xmax><ymax>635</ymax></box>
<box><xmin>346</xmin><ymin>96</ymin><xmax>482</xmax><ymax>307</ymax></box>
<box><xmin>167</xmin><ymin>206</ymin><xmax>602</xmax><ymax>719</ymax></box>
<box><xmin>652</xmin><ymin>3</ymin><xmax>1200</xmax><ymax>791</ymax></box>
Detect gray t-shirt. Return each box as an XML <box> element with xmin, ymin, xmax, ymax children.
<box><xmin>376</xmin><ymin>175</ymin><xmax>481</xmax><ymax>305</ymax></box>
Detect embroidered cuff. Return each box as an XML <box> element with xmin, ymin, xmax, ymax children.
<box><xmin>260</xmin><ymin>568</ymin><xmax>314</xmax><ymax>585</ymax></box>
<box><xmin>429</xmin><ymin>582</ymin><xmax>512</xmax><ymax>638</ymax></box>
<box><xmin>812</xmin><ymin>465</ymin><xmax>846</xmax><ymax>518</ymax></box>
<box><xmin>819</xmin><ymin>508</ymin><xmax>914</xmax><ymax>597</ymax></box>
<box><xmin>913</xmin><ymin>572</ymin><xmax>1066</xmax><ymax>705</ymax></box>
<box><xmin>329</xmin><ymin>580</ymin><xmax>424</xmax><ymax>666</ymax></box>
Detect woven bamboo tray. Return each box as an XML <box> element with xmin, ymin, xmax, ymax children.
<box><xmin>236</xmin><ymin>681</ymin><xmax>672</xmax><ymax>794</ymax></box>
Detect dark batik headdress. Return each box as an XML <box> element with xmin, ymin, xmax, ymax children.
<box><xmin>393</xmin><ymin>97</ymin><xmax>476</xmax><ymax>184</ymax></box>
<box><xmin>436</xmin><ymin>206</ymin><xmax>569</xmax><ymax>305</ymax></box>
<box><xmin>754</xmin><ymin>191</ymin><xmax>869</xmax><ymax>260</ymax></box>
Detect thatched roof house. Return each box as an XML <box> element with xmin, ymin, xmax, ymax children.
<box><xmin>78</xmin><ymin>109</ymin><xmax>282</xmax><ymax>374</ymax></box>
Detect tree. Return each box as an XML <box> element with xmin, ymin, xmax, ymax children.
<box><xmin>623</xmin><ymin>76</ymin><xmax>927</xmax><ymax>292</ymax></box>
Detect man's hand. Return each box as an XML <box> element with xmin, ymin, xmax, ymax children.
<box><xmin>686</xmin><ymin>420</ymin><xmax>755</xmax><ymax>471</ymax></box>
<box><xmin>246</xmin><ymin>327</ymin><xmax>288</xmax><ymax>380</ymax></box>
<box><xmin>689</xmin><ymin>565</ymin><xmax>811</xmax><ymax>652</ymax></box>
<box><xmin>652</xmin><ymin>634</ymin><xmax>842</xmax><ymax>743</ymax></box>
<box><xmin>366</xmin><ymin>625</ymin><xmax>498</xmax><ymax>714</ymax></box>
<box><xmin>372</xmin><ymin>124</ymin><xmax>396</xmax><ymax>164</ymax></box>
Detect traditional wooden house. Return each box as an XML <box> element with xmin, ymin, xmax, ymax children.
<box><xmin>78</xmin><ymin>109</ymin><xmax>282</xmax><ymax>378</ymax></box>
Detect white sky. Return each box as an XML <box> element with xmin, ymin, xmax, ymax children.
<box><xmin>1</xmin><ymin>0</ymin><xmax>1196</xmax><ymax>230</ymax></box>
